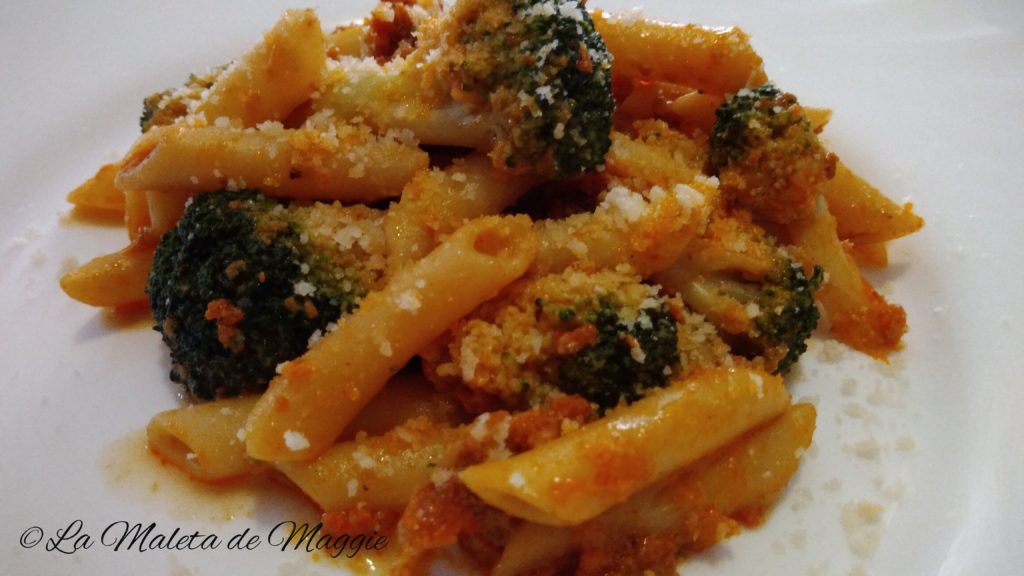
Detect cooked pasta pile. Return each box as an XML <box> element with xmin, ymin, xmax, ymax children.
<box><xmin>60</xmin><ymin>1</ymin><xmax>922</xmax><ymax>573</ymax></box>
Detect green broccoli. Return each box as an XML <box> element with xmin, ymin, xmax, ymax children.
<box><xmin>687</xmin><ymin>260</ymin><xmax>821</xmax><ymax>374</ymax></box>
<box><xmin>553</xmin><ymin>296</ymin><xmax>680</xmax><ymax>410</ymax></box>
<box><xmin>148</xmin><ymin>190</ymin><xmax>384</xmax><ymax>399</ymax></box>
<box><xmin>140</xmin><ymin>66</ymin><xmax>226</xmax><ymax>132</ymax></box>
<box><xmin>446</xmin><ymin>0</ymin><xmax>615</xmax><ymax>174</ymax></box>
<box><xmin>655</xmin><ymin>213</ymin><xmax>822</xmax><ymax>374</ymax></box>
<box><xmin>709</xmin><ymin>84</ymin><xmax>836</xmax><ymax>224</ymax></box>
<box><xmin>317</xmin><ymin>0</ymin><xmax>614</xmax><ymax>176</ymax></box>
<box><xmin>422</xmin><ymin>270</ymin><xmax>729</xmax><ymax>413</ymax></box>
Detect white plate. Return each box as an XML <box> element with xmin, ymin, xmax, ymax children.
<box><xmin>2</xmin><ymin>1</ymin><xmax>1022</xmax><ymax>574</ymax></box>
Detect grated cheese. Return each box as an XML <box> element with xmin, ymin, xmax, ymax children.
<box><xmin>283</xmin><ymin>430</ymin><xmax>310</xmax><ymax>451</ymax></box>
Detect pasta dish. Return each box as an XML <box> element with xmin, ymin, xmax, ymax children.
<box><xmin>59</xmin><ymin>0</ymin><xmax>923</xmax><ymax>573</ymax></box>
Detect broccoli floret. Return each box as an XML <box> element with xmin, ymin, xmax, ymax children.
<box><xmin>657</xmin><ymin>213</ymin><xmax>822</xmax><ymax>373</ymax></box>
<box><xmin>444</xmin><ymin>0</ymin><xmax>615</xmax><ymax>174</ymax></box>
<box><xmin>318</xmin><ymin>0</ymin><xmax>614</xmax><ymax>177</ymax></box>
<box><xmin>422</xmin><ymin>270</ymin><xmax>726</xmax><ymax>413</ymax></box>
<box><xmin>709</xmin><ymin>84</ymin><xmax>836</xmax><ymax>224</ymax></box>
<box><xmin>140</xmin><ymin>66</ymin><xmax>226</xmax><ymax>132</ymax></box>
<box><xmin>698</xmin><ymin>258</ymin><xmax>822</xmax><ymax>374</ymax></box>
<box><xmin>148</xmin><ymin>190</ymin><xmax>382</xmax><ymax>399</ymax></box>
<box><xmin>756</xmin><ymin>261</ymin><xmax>822</xmax><ymax>372</ymax></box>
<box><xmin>554</xmin><ymin>296</ymin><xmax>679</xmax><ymax>410</ymax></box>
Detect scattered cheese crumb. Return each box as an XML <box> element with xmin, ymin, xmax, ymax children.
<box><xmin>395</xmin><ymin>289</ymin><xmax>422</xmax><ymax>312</ymax></box>
<box><xmin>283</xmin><ymin>430</ymin><xmax>310</xmax><ymax>451</ymax></box>
<box><xmin>293</xmin><ymin>281</ymin><xmax>316</xmax><ymax>296</ymax></box>
<box><xmin>818</xmin><ymin>339</ymin><xmax>846</xmax><ymax>362</ymax></box>
<box><xmin>431</xmin><ymin>468</ymin><xmax>454</xmax><ymax>487</ymax></box>
<box><xmin>603</xmin><ymin>186</ymin><xmax>647</xmax><ymax>224</ymax></box>
<box><xmin>469</xmin><ymin>413</ymin><xmax>491</xmax><ymax>441</ymax></box>
<box><xmin>751</xmin><ymin>372</ymin><xmax>765</xmax><ymax>399</ymax></box>
<box><xmin>849</xmin><ymin>437</ymin><xmax>882</xmax><ymax>460</ymax></box>
<box><xmin>352</xmin><ymin>448</ymin><xmax>376</xmax><ymax>469</ymax></box>
<box><xmin>841</xmin><ymin>501</ymin><xmax>885</xmax><ymax>558</ymax></box>
<box><xmin>895</xmin><ymin>436</ymin><xmax>916</xmax><ymax>452</ymax></box>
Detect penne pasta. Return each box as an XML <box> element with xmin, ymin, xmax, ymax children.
<box><xmin>245</xmin><ymin>215</ymin><xmax>538</xmax><ymax>462</ymax></box>
<box><xmin>67</xmin><ymin>163</ymin><xmax>124</xmax><ymax>214</ymax></box>
<box><xmin>278</xmin><ymin>419</ymin><xmax>464</xmax><ymax>512</ymax></box>
<box><xmin>123</xmin><ymin>188</ymin><xmax>152</xmax><ymax>243</ymax></box>
<box><xmin>59</xmin><ymin>240</ymin><xmax>154</xmax><ymax>308</ymax></box>
<box><xmin>593</xmin><ymin>10</ymin><xmax>767</xmax><ymax>96</ymax></box>
<box><xmin>495</xmin><ymin>403</ymin><xmax>816</xmax><ymax>574</ymax></box>
<box><xmin>147</xmin><ymin>396</ymin><xmax>269</xmax><ymax>482</ymax></box>
<box><xmin>603</xmin><ymin>128</ymin><xmax>704</xmax><ymax>188</ymax></box>
<box><xmin>385</xmin><ymin>154</ymin><xmax>540</xmax><ymax>275</ymax></box>
<box><xmin>325</xmin><ymin>23</ymin><xmax>368</xmax><ymax>59</ymax></box>
<box><xmin>493</xmin><ymin>524</ymin><xmax>571</xmax><ymax>576</ymax></box>
<box><xmin>460</xmin><ymin>366</ymin><xmax>791</xmax><ymax>526</ymax></box>
<box><xmin>116</xmin><ymin>123</ymin><xmax>429</xmax><ymax>203</ymax></box>
<box><xmin>531</xmin><ymin>177</ymin><xmax>711</xmax><ymax>277</ymax></box>
<box><xmin>788</xmin><ymin>197</ymin><xmax>907</xmax><ymax>356</ymax></box>
<box><xmin>848</xmin><ymin>240</ymin><xmax>889</xmax><ymax>268</ymax></box>
<box><xmin>194</xmin><ymin>9</ymin><xmax>326</xmax><ymax>127</ymax></box>
<box><xmin>314</xmin><ymin>60</ymin><xmax>494</xmax><ymax>150</ymax></box>
<box><xmin>805</xmin><ymin>107</ymin><xmax>833</xmax><ymax>132</ymax></box>
<box><xmin>824</xmin><ymin>161</ymin><xmax>924</xmax><ymax>244</ymax></box>
<box><xmin>146</xmin><ymin>372</ymin><xmax>464</xmax><ymax>483</ymax></box>
<box><xmin>616</xmin><ymin>81</ymin><xmax>723</xmax><ymax>136</ymax></box>
<box><xmin>340</xmin><ymin>370</ymin><xmax>466</xmax><ymax>441</ymax></box>
<box><xmin>146</xmin><ymin>189</ymin><xmax>194</xmax><ymax>238</ymax></box>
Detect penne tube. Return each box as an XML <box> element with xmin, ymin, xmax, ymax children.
<box><xmin>823</xmin><ymin>161</ymin><xmax>924</xmax><ymax>244</ymax></box>
<box><xmin>593</xmin><ymin>11</ymin><xmax>767</xmax><ymax>96</ymax></box>
<box><xmin>665</xmin><ymin>90</ymin><xmax>723</xmax><ymax>135</ymax></box>
<box><xmin>195</xmin><ymin>9</ymin><xmax>325</xmax><ymax>126</ymax></box>
<box><xmin>493</xmin><ymin>524</ymin><xmax>572</xmax><ymax>576</ymax></box>
<box><xmin>314</xmin><ymin>63</ymin><xmax>493</xmax><ymax>149</ymax></box>
<box><xmin>59</xmin><ymin>240</ymin><xmax>154</xmax><ymax>308</ymax></box>
<box><xmin>616</xmin><ymin>82</ymin><xmax>723</xmax><ymax>136</ymax></box>
<box><xmin>123</xmin><ymin>188</ymin><xmax>152</xmax><ymax>243</ymax></box>
<box><xmin>147</xmin><ymin>396</ymin><xmax>269</xmax><ymax>482</ymax></box>
<box><xmin>145</xmin><ymin>372</ymin><xmax>463</xmax><ymax>483</ymax></box>
<box><xmin>340</xmin><ymin>370</ymin><xmax>466</xmax><ymax>440</ymax></box>
<box><xmin>788</xmin><ymin>197</ymin><xmax>907</xmax><ymax>356</ymax></box>
<box><xmin>603</xmin><ymin>129</ymin><xmax>704</xmax><ymax>188</ymax></box>
<box><xmin>460</xmin><ymin>366</ymin><xmax>791</xmax><ymax>526</ymax></box>
<box><xmin>385</xmin><ymin>154</ymin><xmax>540</xmax><ymax>274</ymax></box>
<box><xmin>531</xmin><ymin>178</ymin><xmax>711</xmax><ymax>278</ymax></box>
<box><xmin>277</xmin><ymin>420</ymin><xmax>464</xmax><ymax>512</ymax></box>
<box><xmin>116</xmin><ymin>123</ymin><xmax>428</xmax><ymax>203</ymax></box>
<box><xmin>848</xmin><ymin>240</ymin><xmax>889</xmax><ymax>268</ymax></box>
<box><xmin>146</xmin><ymin>189</ymin><xmax>194</xmax><ymax>238</ymax></box>
<box><xmin>495</xmin><ymin>403</ymin><xmax>816</xmax><ymax>573</ymax></box>
<box><xmin>325</xmin><ymin>23</ymin><xmax>368</xmax><ymax>59</ymax></box>
<box><xmin>592</xmin><ymin>403</ymin><xmax>817</xmax><ymax>535</ymax></box>
<box><xmin>67</xmin><ymin>163</ymin><xmax>124</xmax><ymax>214</ymax></box>
<box><xmin>245</xmin><ymin>215</ymin><xmax>538</xmax><ymax>462</ymax></box>
<box><xmin>805</xmin><ymin>107</ymin><xmax>833</xmax><ymax>132</ymax></box>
